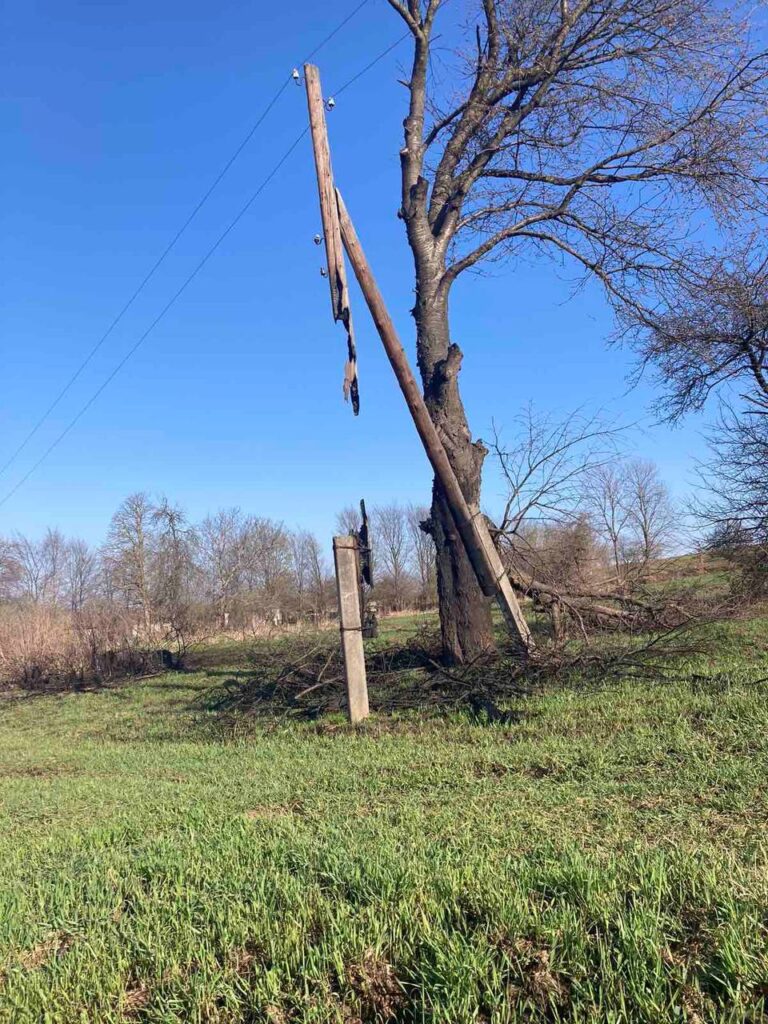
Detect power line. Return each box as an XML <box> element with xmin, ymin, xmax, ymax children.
<box><xmin>335</xmin><ymin>31</ymin><xmax>410</xmax><ymax>96</ymax></box>
<box><xmin>0</xmin><ymin>0</ymin><xmax>372</xmax><ymax>481</ymax></box>
<box><xmin>0</xmin><ymin>129</ymin><xmax>309</xmax><ymax>512</ymax></box>
<box><xmin>0</xmin><ymin>30</ymin><xmax>414</xmax><ymax>511</ymax></box>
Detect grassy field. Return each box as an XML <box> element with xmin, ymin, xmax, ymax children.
<box><xmin>1</xmin><ymin>610</ymin><xmax>767</xmax><ymax>1022</ymax></box>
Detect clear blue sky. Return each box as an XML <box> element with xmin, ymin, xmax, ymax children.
<box><xmin>1</xmin><ymin>0</ymin><xmax>708</xmax><ymax>545</ymax></box>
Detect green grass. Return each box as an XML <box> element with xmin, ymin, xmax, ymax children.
<box><xmin>0</xmin><ymin>613</ymin><xmax>767</xmax><ymax>1022</ymax></box>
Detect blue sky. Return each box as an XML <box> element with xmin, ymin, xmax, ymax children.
<box><xmin>1</xmin><ymin>0</ymin><xmax>709</xmax><ymax>545</ymax></box>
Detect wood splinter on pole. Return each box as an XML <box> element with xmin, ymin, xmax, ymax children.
<box><xmin>305</xmin><ymin>63</ymin><xmax>532</xmax><ymax>653</ymax></box>
<box><xmin>304</xmin><ymin>63</ymin><xmax>359</xmax><ymax>414</ymax></box>
<box><xmin>333</xmin><ymin>535</ymin><xmax>369</xmax><ymax>723</ymax></box>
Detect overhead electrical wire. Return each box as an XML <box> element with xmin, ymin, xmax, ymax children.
<box><xmin>0</xmin><ymin>129</ymin><xmax>309</xmax><ymax>511</ymax></box>
<box><xmin>0</xmin><ymin>0</ymin><xmax>372</xmax><ymax>481</ymax></box>
<box><xmin>0</xmin><ymin>29</ymin><xmax>415</xmax><ymax>510</ymax></box>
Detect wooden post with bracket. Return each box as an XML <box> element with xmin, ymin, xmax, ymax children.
<box><xmin>333</xmin><ymin>535</ymin><xmax>370</xmax><ymax>723</ymax></box>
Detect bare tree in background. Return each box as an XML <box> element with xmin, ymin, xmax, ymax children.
<box><xmin>289</xmin><ymin>529</ymin><xmax>312</xmax><ymax>619</ymax></box>
<box><xmin>585</xmin><ymin>465</ymin><xmax>634</xmax><ymax>582</ymax></box>
<box><xmin>585</xmin><ymin>458</ymin><xmax>677</xmax><ymax>582</ymax></box>
<box><xmin>488</xmin><ymin>408</ymin><xmax>679</xmax><ymax>634</ymax></box>
<box><xmin>290</xmin><ymin>529</ymin><xmax>330</xmax><ymax>619</ymax></box>
<box><xmin>0</xmin><ymin>540</ymin><xmax>20</xmax><ymax>601</ymax></box>
<box><xmin>104</xmin><ymin>493</ymin><xmax>156</xmax><ymax>633</ymax></box>
<box><xmin>336</xmin><ymin>505</ymin><xmax>362</xmax><ymax>538</ymax></box>
<box><xmin>372</xmin><ymin>504</ymin><xmax>413</xmax><ymax>611</ymax></box>
<box><xmin>10</xmin><ymin>529</ymin><xmax>67</xmax><ymax>605</ymax></box>
<box><xmin>65</xmin><ymin>539</ymin><xmax>97</xmax><ymax>613</ymax></box>
<box><xmin>10</xmin><ymin>534</ymin><xmax>46</xmax><ymax>604</ymax></box>
<box><xmin>406</xmin><ymin>503</ymin><xmax>436</xmax><ymax>608</ymax></box>
<box><xmin>242</xmin><ymin>517</ymin><xmax>292</xmax><ymax>622</ymax></box>
<box><xmin>385</xmin><ymin>0</ymin><xmax>768</xmax><ymax>662</ymax></box>
<box><xmin>152</xmin><ymin>498</ymin><xmax>197</xmax><ymax>642</ymax></box>
<box><xmin>489</xmin><ymin>407</ymin><xmax>625</xmax><ymax>601</ymax></box>
<box><xmin>304</xmin><ymin>532</ymin><xmax>330</xmax><ymax>619</ymax></box>
<box><xmin>197</xmin><ymin>509</ymin><xmax>247</xmax><ymax>630</ymax></box>
<box><xmin>623</xmin><ymin>459</ymin><xmax>677</xmax><ymax>567</ymax></box>
<box><xmin>491</xmin><ymin>407</ymin><xmax>621</xmax><ymax>538</ymax></box>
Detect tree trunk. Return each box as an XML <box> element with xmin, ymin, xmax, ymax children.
<box><xmin>416</xmin><ymin>287</ymin><xmax>495</xmax><ymax>664</ymax></box>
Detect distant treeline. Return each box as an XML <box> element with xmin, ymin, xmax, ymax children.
<box><xmin>0</xmin><ymin>493</ymin><xmax>437</xmax><ymax>630</ymax></box>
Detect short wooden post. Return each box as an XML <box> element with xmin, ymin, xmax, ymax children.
<box><xmin>333</xmin><ymin>535</ymin><xmax>369</xmax><ymax>723</ymax></box>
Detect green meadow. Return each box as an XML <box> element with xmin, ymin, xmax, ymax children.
<box><xmin>1</xmin><ymin>609</ymin><xmax>767</xmax><ymax>1023</ymax></box>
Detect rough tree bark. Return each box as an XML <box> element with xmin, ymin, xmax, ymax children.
<box><xmin>416</xmin><ymin>293</ymin><xmax>494</xmax><ymax>661</ymax></box>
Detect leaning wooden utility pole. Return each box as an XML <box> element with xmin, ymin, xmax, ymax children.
<box><xmin>304</xmin><ymin>64</ymin><xmax>532</xmax><ymax>653</ymax></box>
<box><xmin>336</xmin><ymin>193</ymin><xmax>532</xmax><ymax>650</ymax></box>
<box><xmin>304</xmin><ymin>64</ymin><xmax>359</xmax><ymax>413</ymax></box>
<box><xmin>333</xmin><ymin>535</ymin><xmax>370</xmax><ymax>723</ymax></box>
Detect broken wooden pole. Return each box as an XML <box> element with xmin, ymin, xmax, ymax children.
<box><xmin>304</xmin><ymin>64</ymin><xmax>359</xmax><ymax>413</ymax></box>
<box><xmin>334</xmin><ymin>190</ymin><xmax>532</xmax><ymax>652</ymax></box>
<box><xmin>303</xmin><ymin>63</ymin><xmax>531</xmax><ymax>653</ymax></box>
<box><xmin>333</xmin><ymin>535</ymin><xmax>370</xmax><ymax>723</ymax></box>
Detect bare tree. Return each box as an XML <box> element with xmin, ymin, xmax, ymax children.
<box><xmin>104</xmin><ymin>493</ymin><xmax>156</xmax><ymax>632</ymax></box>
<box><xmin>304</xmin><ymin>532</ymin><xmax>330</xmax><ymax>619</ymax></box>
<box><xmin>487</xmin><ymin>410</ymin><xmax>678</xmax><ymax>633</ymax></box>
<box><xmin>623</xmin><ymin>458</ymin><xmax>677</xmax><ymax>567</ymax></box>
<box><xmin>336</xmin><ymin>505</ymin><xmax>362</xmax><ymax>537</ymax></box>
<box><xmin>406</xmin><ymin>503</ymin><xmax>436</xmax><ymax>608</ymax></box>
<box><xmin>197</xmin><ymin>508</ymin><xmax>247</xmax><ymax>630</ymax></box>
<box><xmin>152</xmin><ymin>498</ymin><xmax>196</xmax><ymax>631</ymax></box>
<box><xmin>698</xmin><ymin>407</ymin><xmax>768</xmax><ymax>543</ymax></box>
<box><xmin>490</xmin><ymin>407</ymin><xmax>622</xmax><ymax>537</ymax></box>
<box><xmin>372</xmin><ymin>503</ymin><xmax>414</xmax><ymax>611</ymax></box>
<box><xmin>10</xmin><ymin>529</ymin><xmax>67</xmax><ymax>605</ymax></box>
<box><xmin>242</xmin><ymin>517</ymin><xmax>292</xmax><ymax>621</ymax></box>
<box><xmin>626</xmin><ymin>246</ymin><xmax>768</xmax><ymax>422</ymax></box>
<box><xmin>696</xmin><ymin>402</ymin><xmax>768</xmax><ymax>598</ymax></box>
<box><xmin>385</xmin><ymin>0</ymin><xmax>768</xmax><ymax>661</ymax></box>
<box><xmin>584</xmin><ymin>464</ymin><xmax>634</xmax><ymax>583</ymax></box>
<box><xmin>0</xmin><ymin>539</ymin><xmax>21</xmax><ymax>601</ymax></box>
<box><xmin>10</xmin><ymin>534</ymin><xmax>46</xmax><ymax>604</ymax></box>
<box><xmin>65</xmin><ymin>539</ymin><xmax>97</xmax><ymax>613</ymax></box>
<box><xmin>585</xmin><ymin>458</ymin><xmax>676</xmax><ymax>581</ymax></box>
<box><xmin>289</xmin><ymin>529</ymin><xmax>329</xmax><ymax>619</ymax></box>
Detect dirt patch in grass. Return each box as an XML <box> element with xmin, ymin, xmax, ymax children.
<box><xmin>667</xmin><ymin>907</ymin><xmax>713</xmax><ymax>969</ymax></box>
<box><xmin>243</xmin><ymin>805</ymin><xmax>290</xmax><ymax>821</ymax></box>
<box><xmin>266</xmin><ymin>1006</ymin><xmax>291</xmax><ymax>1024</ymax></box>
<box><xmin>122</xmin><ymin>981</ymin><xmax>151</xmax><ymax>1019</ymax></box>
<box><xmin>16</xmin><ymin>932</ymin><xmax>73</xmax><ymax>971</ymax></box>
<box><xmin>472</xmin><ymin>760</ymin><xmax>512</xmax><ymax>779</ymax></box>
<box><xmin>0</xmin><ymin>763</ymin><xmax>76</xmax><ymax>779</ymax></box>
<box><xmin>680</xmin><ymin>985</ymin><xmax>707</xmax><ymax>1024</ymax></box>
<box><xmin>497</xmin><ymin>936</ymin><xmax>570</xmax><ymax>1014</ymax></box>
<box><xmin>520</xmin><ymin>762</ymin><xmax>557</xmax><ymax>780</ymax></box>
<box><xmin>346</xmin><ymin>950</ymin><xmax>405</xmax><ymax>1021</ymax></box>
<box><xmin>226</xmin><ymin>942</ymin><xmax>263</xmax><ymax>976</ymax></box>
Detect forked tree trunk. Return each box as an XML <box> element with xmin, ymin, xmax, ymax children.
<box><xmin>416</xmin><ymin>287</ymin><xmax>495</xmax><ymax>664</ymax></box>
